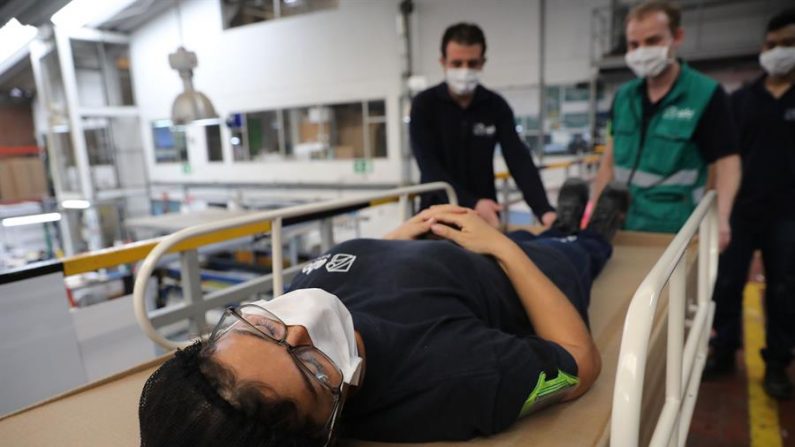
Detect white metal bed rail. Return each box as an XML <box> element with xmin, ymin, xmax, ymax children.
<box><xmin>611</xmin><ymin>191</ymin><xmax>718</xmax><ymax>446</ymax></box>
<box><xmin>132</xmin><ymin>182</ymin><xmax>457</xmax><ymax>350</ymax></box>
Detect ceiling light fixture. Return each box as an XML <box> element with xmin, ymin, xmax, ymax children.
<box><xmin>169</xmin><ymin>0</ymin><xmax>218</xmax><ymax>125</ymax></box>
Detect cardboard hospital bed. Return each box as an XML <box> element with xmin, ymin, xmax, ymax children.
<box><xmin>0</xmin><ymin>183</ymin><xmax>715</xmax><ymax>446</ymax></box>
<box><xmin>0</xmin><ymin>232</ymin><xmax>682</xmax><ymax>447</ymax></box>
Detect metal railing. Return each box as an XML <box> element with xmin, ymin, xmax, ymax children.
<box><xmin>132</xmin><ymin>182</ymin><xmax>457</xmax><ymax>350</ymax></box>
<box><xmin>611</xmin><ymin>191</ymin><xmax>718</xmax><ymax>446</ymax></box>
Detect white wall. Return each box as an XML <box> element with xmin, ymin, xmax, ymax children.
<box><xmin>131</xmin><ymin>0</ymin><xmax>405</xmax><ymax>186</ymax></box>
<box><xmin>412</xmin><ymin>0</ymin><xmax>607</xmax><ymax>89</ymax></box>
<box><xmin>129</xmin><ymin>0</ymin><xmax>613</xmax><ymax>187</ymax></box>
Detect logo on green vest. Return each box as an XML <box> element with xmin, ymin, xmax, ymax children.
<box><xmin>662</xmin><ymin>106</ymin><xmax>695</xmax><ymax>121</ymax></box>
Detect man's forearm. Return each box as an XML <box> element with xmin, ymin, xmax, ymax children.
<box><xmin>492</xmin><ymin>240</ymin><xmax>599</xmax><ymax>396</ymax></box>
<box><xmin>492</xmin><ymin>241</ymin><xmax>594</xmax><ymax>362</ymax></box>
<box><xmin>592</xmin><ymin>140</ymin><xmax>614</xmax><ymax>201</ymax></box>
<box><xmin>715</xmin><ymin>154</ymin><xmax>741</xmax><ymax>223</ymax></box>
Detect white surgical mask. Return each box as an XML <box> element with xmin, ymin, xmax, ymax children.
<box><xmin>446</xmin><ymin>68</ymin><xmax>479</xmax><ymax>95</ymax></box>
<box><xmin>625</xmin><ymin>45</ymin><xmax>672</xmax><ymax>78</ymax></box>
<box><xmin>251</xmin><ymin>289</ymin><xmax>363</xmax><ymax>385</ymax></box>
<box><xmin>759</xmin><ymin>46</ymin><xmax>795</xmax><ymax>77</ymax></box>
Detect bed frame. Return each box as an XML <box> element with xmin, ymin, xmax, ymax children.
<box><xmin>0</xmin><ymin>182</ymin><xmax>718</xmax><ymax>447</ymax></box>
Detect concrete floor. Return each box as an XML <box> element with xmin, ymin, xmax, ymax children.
<box><xmin>687</xmin><ymin>276</ymin><xmax>795</xmax><ymax>447</ymax></box>
<box><xmin>688</xmin><ymin>354</ymin><xmax>795</xmax><ymax>446</ymax></box>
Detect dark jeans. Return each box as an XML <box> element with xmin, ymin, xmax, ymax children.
<box><xmin>506</xmin><ymin>229</ymin><xmax>613</xmax><ymax>323</ymax></box>
<box><xmin>711</xmin><ymin>216</ymin><xmax>795</xmax><ymax>367</ymax></box>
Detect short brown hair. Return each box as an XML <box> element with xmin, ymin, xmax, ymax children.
<box><xmin>626</xmin><ymin>1</ymin><xmax>682</xmax><ymax>35</ymax></box>
<box><xmin>441</xmin><ymin>23</ymin><xmax>487</xmax><ymax>58</ymax></box>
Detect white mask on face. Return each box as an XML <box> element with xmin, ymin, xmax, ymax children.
<box><xmin>625</xmin><ymin>45</ymin><xmax>672</xmax><ymax>78</ymax></box>
<box><xmin>446</xmin><ymin>68</ymin><xmax>480</xmax><ymax>95</ymax></box>
<box><xmin>251</xmin><ymin>289</ymin><xmax>363</xmax><ymax>386</ymax></box>
<box><xmin>759</xmin><ymin>46</ymin><xmax>795</xmax><ymax>76</ymax></box>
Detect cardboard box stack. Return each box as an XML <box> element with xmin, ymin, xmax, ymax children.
<box><xmin>0</xmin><ymin>157</ymin><xmax>48</xmax><ymax>202</ymax></box>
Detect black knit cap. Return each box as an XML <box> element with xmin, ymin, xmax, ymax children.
<box><xmin>138</xmin><ymin>342</ymin><xmax>326</xmax><ymax>447</ymax></box>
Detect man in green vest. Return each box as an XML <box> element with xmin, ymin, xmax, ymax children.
<box><xmin>593</xmin><ymin>0</ymin><xmax>741</xmax><ymax>250</ymax></box>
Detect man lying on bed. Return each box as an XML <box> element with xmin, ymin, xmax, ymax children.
<box><xmin>139</xmin><ymin>180</ymin><xmax>630</xmax><ymax>447</ymax></box>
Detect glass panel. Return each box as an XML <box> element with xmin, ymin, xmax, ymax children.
<box><xmin>152</xmin><ymin>121</ymin><xmax>188</xmax><ymax>163</ymax></box>
<box><xmin>82</xmin><ymin>116</ymin><xmax>145</xmax><ymax>191</ymax></box>
<box><xmin>367</xmin><ymin>100</ymin><xmax>386</xmax><ymax>118</ymax></box>
<box><xmin>206</xmin><ymin>124</ymin><xmax>223</xmax><ymax>162</ymax></box>
<box><xmin>562</xmin><ymin>113</ymin><xmax>589</xmax><ymax>128</ymax></box>
<box><xmin>329</xmin><ymin>103</ymin><xmax>364</xmax><ymax>160</ymax></box>
<box><xmin>63</xmin><ymin>209</ymin><xmax>88</xmax><ymax>253</ymax></box>
<box><xmin>292</xmin><ymin>106</ymin><xmax>329</xmax><ymax>160</ymax></box>
<box><xmin>564</xmin><ymin>86</ymin><xmax>590</xmax><ymax>102</ymax></box>
<box><xmin>281</xmin><ymin>109</ymin><xmax>294</xmax><ymax>157</ymax></box>
<box><xmin>50</xmin><ymin>130</ymin><xmax>80</xmax><ymax>193</ymax></box>
<box><xmin>369</xmin><ymin>122</ymin><xmax>386</xmax><ymax>158</ymax></box>
<box><xmin>41</xmin><ymin>50</ymin><xmax>69</xmax><ymax>127</ymax></box>
<box><xmin>84</xmin><ymin>119</ymin><xmax>118</xmax><ymax>190</ymax></box>
<box><xmin>71</xmin><ymin>41</ymin><xmax>134</xmax><ymax>107</ymax></box>
<box><xmin>524</xmin><ymin>115</ymin><xmax>540</xmax><ymax>131</ymax></box>
<box><xmin>84</xmin><ymin>119</ymin><xmax>113</xmax><ymax>165</ymax></box>
<box><xmin>544</xmin><ymin>86</ymin><xmax>561</xmax><ymax>116</ymax></box>
<box><xmin>235</xmin><ymin>101</ymin><xmax>378</xmax><ymax>161</ymax></box>
<box><xmin>228</xmin><ymin>113</ymin><xmax>247</xmax><ymax>161</ymax></box>
<box><xmin>109</xmin><ymin>45</ymin><xmax>135</xmax><ymax>106</ymax></box>
<box><xmin>246</xmin><ymin>110</ymin><xmax>281</xmax><ymax>160</ymax></box>
<box><xmin>107</xmin><ymin>117</ymin><xmax>146</xmax><ymax>189</ymax></box>
<box><xmin>222</xmin><ymin>0</ymin><xmax>277</xmax><ymax>29</ymax></box>
<box><xmin>279</xmin><ymin>0</ymin><xmax>338</xmax><ymax>18</ymax></box>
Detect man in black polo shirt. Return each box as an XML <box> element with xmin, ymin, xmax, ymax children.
<box><xmin>410</xmin><ymin>23</ymin><xmax>556</xmax><ymax>228</ymax></box>
<box><xmin>705</xmin><ymin>10</ymin><xmax>795</xmax><ymax>400</ymax></box>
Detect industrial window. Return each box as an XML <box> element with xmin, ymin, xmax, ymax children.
<box><xmin>240</xmin><ymin>110</ymin><xmax>292</xmax><ymax>160</ymax></box>
<box><xmin>221</xmin><ymin>0</ymin><xmax>339</xmax><ymax>29</ymax></box>
<box><xmin>152</xmin><ymin>120</ymin><xmax>188</xmax><ymax>163</ymax></box>
<box><xmin>70</xmin><ymin>40</ymin><xmax>135</xmax><ymax>107</ymax></box>
<box><xmin>231</xmin><ymin>99</ymin><xmax>386</xmax><ymax>162</ymax></box>
<box><xmin>502</xmin><ymin>83</ymin><xmax>606</xmax><ymax>156</ymax></box>
<box><xmin>205</xmin><ymin>124</ymin><xmax>224</xmax><ymax>162</ymax></box>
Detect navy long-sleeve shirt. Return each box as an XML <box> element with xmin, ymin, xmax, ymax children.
<box><xmin>410</xmin><ymin>83</ymin><xmax>554</xmax><ymax>219</ymax></box>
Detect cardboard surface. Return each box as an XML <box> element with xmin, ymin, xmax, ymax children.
<box><xmin>0</xmin><ymin>161</ymin><xmax>17</xmax><ymax>200</ymax></box>
<box><xmin>0</xmin><ymin>232</ymin><xmax>677</xmax><ymax>446</ymax></box>
<box><xmin>0</xmin><ymin>157</ymin><xmax>47</xmax><ymax>201</ymax></box>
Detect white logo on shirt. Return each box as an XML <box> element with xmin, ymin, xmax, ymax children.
<box><xmin>473</xmin><ymin>122</ymin><xmax>496</xmax><ymax>136</ymax></box>
<box><xmin>325</xmin><ymin>254</ymin><xmax>357</xmax><ymax>273</ymax></box>
<box><xmin>302</xmin><ymin>255</ymin><xmax>329</xmax><ymax>274</ymax></box>
<box><xmin>784</xmin><ymin>108</ymin><xmax>795</xmax><ymax>121</ymax></box>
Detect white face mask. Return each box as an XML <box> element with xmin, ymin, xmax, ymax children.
<box><xmin>446</xmin><ymin>68</ymin><xmax>479</xmax><ymax>95</ymax></box>
<box><xmin>251</xmin><ymin>289</ymin><xmax>363</xmax><ymax>386</ymax></box>
<box><xmin>759</xmin><ymin>46</ymin><xmax>795</xmax><ymax>77</ymax></box>
<box><xmin>625</xmin><ymin>45</ymin><xmax>672</xmax><ymax>78</ymax></box>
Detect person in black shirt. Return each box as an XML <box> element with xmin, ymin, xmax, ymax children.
<box><xmin>704</xmin><ymin>10</ymin><xmax>795</xmax><ymax>400</ymax></box>
<box><xmin>410</xmin><ymin>23</ymin><xmax>556</xmax><ymax>228</ymax></box>
<box><xmin>138</xmin><ymin>182</ymin><xmax>630</xmax><ymax>446</ymax></box>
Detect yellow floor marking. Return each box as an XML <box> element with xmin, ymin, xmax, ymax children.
<box><xmin>744</xmin><ymin>282</ymin><xmax>783</xmax><ymax>447</ymax></box>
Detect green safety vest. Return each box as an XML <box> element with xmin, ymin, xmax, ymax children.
<box><xmin>612</xmin><ymin>63</ymin><xmax>717</xmax><ymax>233</ymax></box>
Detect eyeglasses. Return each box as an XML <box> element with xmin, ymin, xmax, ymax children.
<box><xmin>209</xmin><ymin>304</ymin><xmax>345</xmax><ymax>446</ymax></box>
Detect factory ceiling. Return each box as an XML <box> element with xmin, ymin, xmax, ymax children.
<box><xmin>0</xmin><ymin>0</ymin><xmax>70</xmax><ymax>27</ymax></box>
